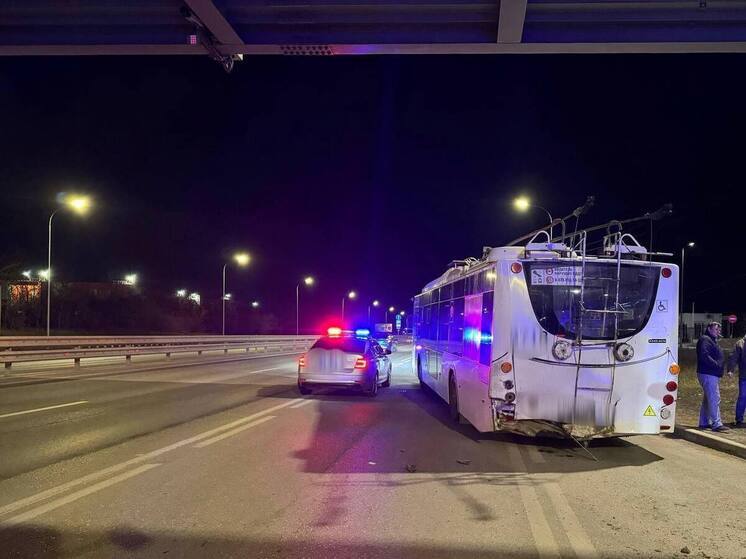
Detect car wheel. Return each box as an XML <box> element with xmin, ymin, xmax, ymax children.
<box><xmin>382</xmin><ymin>371</ymin><xmax>391</xmax><ymax>388</ymax></box>
<box><xmin>298</xmin><ymin>381</ymin><xmax>312</xmax><ymax>395</ymax></box>
<box><xmin>448</xmin><ymin>374</ymin><xmax>461</xmax><ymax>423</ymax></box>
<box><xmin>365</xmin><ymin>373</ymin><xmax>379</xmax><ymax>397</ymax></box>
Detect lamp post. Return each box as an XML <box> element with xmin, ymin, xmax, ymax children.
<box><xmin>222</xmin><ymin>252</ymin><xmax>250</xmax><ymax>335</ymax></box>
<box><xmin>513</xmin><ymin>196</ymin><xmax>554</xmax><ymax>239</ymax></box>
<box><xmin>385</xmin><ymin>306</ymin><xmax>395</xmax><ymax>323</ymax></box>
<box><xmin>367</xmin><ymin>299</ymin><xmax>380</xmax><ymax>324</ymax></box>
<box><xmin>342</xmin><ymin>291</ymin><xmax>357</xmax><ymax>323</ymax></box>
<box><xmin>680</xmin><ymin>242</ymin><xmax>695</xmax><ymax>342</ymax></box>
<box><xmin>296</xmin><ymin>276</ymin><xmax>314</xmax><ymax>335</ymax></box>
<box><xmin>46</xmin><ymin>194</ymin><xmax>91</xmax><ymax>336</ymax></box>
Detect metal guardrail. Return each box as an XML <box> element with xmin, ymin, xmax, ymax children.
<box><xmin>0</xmin><ymin>335</ymin><xmax>319</xmax><ymax>369</ymax></box>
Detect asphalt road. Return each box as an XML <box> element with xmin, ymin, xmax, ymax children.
<box><xmin>1</xmin><ymin>347</ymin><xmax>745</xmax><ymax>558</ymax></box>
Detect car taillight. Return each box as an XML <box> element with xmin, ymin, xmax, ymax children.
<box><xmin>354</xmin><ymin>357</ymin><xmax>367</xmax><ymax>369</ymax></box>
<box><xmin>299</xmin><ymin>355</ymin><xmax>306</xmax><ymax>367</ymax></box>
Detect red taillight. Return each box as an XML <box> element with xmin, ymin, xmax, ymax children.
<box><xmin>663</xmin><ymin>394</ymin><xmax>675</xmax><ymax>406</ymax></box>
<box><xmin>666</xmin><ymin>381</ymin><xmax>678</xmax><ymax>392</ymax></box>
<box><xmin>299</xmin><ymin>355</ymin><xmax>306</xmax><ymax>367</ymax></box>
<box><xmin>327</xmin><ymin>327</ymin><xmax>342</xmax><ymax>336</ymax></box>
<box><xmin>661</xmin><ymin>267</ymin><xmax>672</xmax><ymax>278</ymax></box>
<box><xmin>354</xmin><ymin>357</ymin><xmax>367</xmax><ymax>369</ymax></box>
<box><xmin>511</xmin><ymin>262</ymin><xmax>522</xmax><ymax>274</ymax></box>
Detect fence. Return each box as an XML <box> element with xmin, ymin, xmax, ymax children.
<box><xmin>0</xmin><ymin>335</ymin><xmax>319</xmax><ymax>369</ymax></box>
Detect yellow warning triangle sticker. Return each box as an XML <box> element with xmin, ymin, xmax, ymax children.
<box><xmin>643</xmin><ymin>405</ymin><xmax>657</xmax><ymax>417</ymax></box>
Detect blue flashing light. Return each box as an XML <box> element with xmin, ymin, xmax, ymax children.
<box><xmin>355</xmin><ymin>328</ymin><xmax>371</xmax><ymax>337</ymax></box>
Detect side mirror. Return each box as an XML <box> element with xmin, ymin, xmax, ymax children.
<box><xmin>384</xmin><ymin>349</ymin><xmax>392</xmax><ymax>355</ymax></box>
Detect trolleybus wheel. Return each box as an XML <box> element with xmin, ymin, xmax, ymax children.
<box><xmin>448</xmin><ymin>374</ymin><xmax>461</xmax><ymax>423</ymax></box>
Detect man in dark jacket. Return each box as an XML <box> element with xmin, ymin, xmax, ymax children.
<box><xmin>727</xmin><ymin>333</ymin><xmax>746</xmax><ymax>427</ymax></box>
<box><xmin>696</xmin><ymin>321</ymin><xmax>730</xmax><ymax>432</ymax></box>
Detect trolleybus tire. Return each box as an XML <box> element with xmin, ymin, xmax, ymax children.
<box><xmin>448</xmin><ymin>373</ymin><xmax>461</xmax><ymax>423</ymax></box>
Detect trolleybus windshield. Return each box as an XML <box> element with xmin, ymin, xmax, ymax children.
<box><xmin>524</xmin><ymin>261</ymin><xmax>659</xmax><ymax>340</ymax></box>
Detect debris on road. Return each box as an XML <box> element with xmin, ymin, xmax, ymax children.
<box><xmin>456</xmin><ymin>459</ymin><xmax>471</xmax><ymax>465</ymax></box>
<box><xmin>405</xmin><ymin>464</ymin><xmax>417</xmax><ymax>473</ymax></box>
<box><xmin>681</xmin><ymin>546</ymin><xmax>691</xmax><ymax>555</ymax></box>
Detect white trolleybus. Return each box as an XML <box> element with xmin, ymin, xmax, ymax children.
<box><xmin>413</xmin><ymin>204</ymin><xmax>680</xmax><ymax>440</ymax></box>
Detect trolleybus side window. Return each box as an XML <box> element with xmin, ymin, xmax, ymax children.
<box><xmin>524</xmin><ymin>262</ymin><xmax>659</xmax><ymax>340</ymax></box>
<box><xmin>438</xmin><ymin>300</ymin><xmax>452</xmax><ymax>351</ymax></box>
<box><xmin>450</xmin><ymin>297</ymin><xmax>465</xmax><ymax>356</ymax></box>
<box><xmin>453</xmin><ymin>279</ymin><xmax>465</xmax><ymax>298</ymax></box>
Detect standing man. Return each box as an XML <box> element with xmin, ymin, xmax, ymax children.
<box><xmin>727</xmin><ymin>333</ymin><xmax>746</xmax><ymax>428</ymax></box>
<box><xmin>696</xmin><ymin>321</ymin><xmax>730</xmax><ymax>432</ymax></box>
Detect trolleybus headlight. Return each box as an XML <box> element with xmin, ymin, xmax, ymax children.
<box><xmin>660</xmin><ymin>408</ymin><xmax>671</xmax><ymax>420</ymax></box>
<box><xmin>614</xmin><ymin>342</ymin><xmax>634</xmax><ymax>362</ymax></box>
<box><xmin>552</xmin><ymin>340</ymin><xmax>573</xmax><ymax>361</ymax></box>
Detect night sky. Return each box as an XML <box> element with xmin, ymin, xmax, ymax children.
<box><xmin>1</xmin><ymin>54</ymin><xmax>745</xmax><ymax>329</ymax></box>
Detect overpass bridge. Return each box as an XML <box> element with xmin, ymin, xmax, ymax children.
<box><xmin>2</xmin><ymin>1</ymin><xmax>746</xmax><ymax>71</ymax></box>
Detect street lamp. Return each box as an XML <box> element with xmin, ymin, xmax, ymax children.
<box><xmin>124</xmin><ymin>273</ymin><xmax>138</xmax><ymax>286</ymax></box>
<box><xmin>513</xmin><ymin>196</ymin><xmax>554</xmax><ymax>239</ymax></box>
<box><xmin>46</xmin><ymin>194</ymin><xmax>92</xmax><ymax>336</ymax></box>
<box><xmin>386</xmin><ymin>306</ymin><xmax>395</xmax><ymax>323</ymax></box>
<box><xmin>176</xmin><ymin>289</ymin><xmax>187</xmax><ymax>297</ymax></box>
<box><xmin>368</xmin><ymin>299</ymin><xmax>380</xmax><ymax>323</ymax></box>
<box><xmin>22</xmin><ymin>270</ymin><xmax>32</xmax><ymax>279</ymax></box>
<box><xmin>296</xmin><ymin>276</ymin><xmax>315</xmax><ymax>335</ymax></box>
<box><xmin>222</xmin><ymin>252</ymin><xmax>250</xmax><ymax>335</ymax></box>
<box><xmin>680</xmin><ymin>242</ymin><xmax>696</xmax><ymax>342</ymax></box>
<box><xmin>251</xmin><ymin>300</ymin><xmax>260</xmax><ymax>308</ymax></box>
<box><xmin>342</xmin><ymin>290</ymin><xmax>357</xmax><ymax>322</ymax></box>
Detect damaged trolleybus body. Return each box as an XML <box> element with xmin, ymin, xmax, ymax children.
<box><xmin>413</xmin><ymin>214</ymin><xmax>680</xmax><ymax>439</ymax></box>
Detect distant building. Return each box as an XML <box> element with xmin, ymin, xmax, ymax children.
<box><xmin>8</xmin><ymin>280</ymin><xmax>42</xmax><ymax>303</ymax></box>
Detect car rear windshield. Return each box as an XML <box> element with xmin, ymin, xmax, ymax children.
<box><xmin>311</xmin><ymin>337</ymin><xmax>367</xmax><ymax>353</ymax></box>
<box><xmin>524</xmin><ymin>261</ymin><xmax>659</xmax><ymax>340</ymax></box>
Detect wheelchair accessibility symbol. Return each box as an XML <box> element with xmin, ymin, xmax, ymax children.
<box><xmin>657</xmin><ymin>300</ymin><xmax>668</xmax><ymax>312</ymax></box>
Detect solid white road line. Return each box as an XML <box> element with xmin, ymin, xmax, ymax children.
<box><xmin>193</xmin><ymin>416</ymin><xmax>275</xmax><ymax>448</ymax></box>
<box><xmin>2</xmin><ymin>463</ymin><xmax>161</xmax><ymax>526</ymax></box>
<box><xmin>102</xmin><ymin>366</ymin><xmax>288</xmax><ymax>384</ymax></box>
<box><xmin>289</xmin><ymin>399</ymin><xmax>314</xmax><ymax>409</ymax></box>
<box><xmin>544</xmin><ymin>482</ymin><xmax>597</xmax><ymax>558</ymax></box>
<box><xmin>0</xmin><ymin>400</ymin><xmax>88</xmax><ymax>419</ymax></box>
<box><xmin>0</xmin><ymin>397</ymin><xmax>302</xmax><ymax>517</ymax></box>
<box><xmin>506</xmin><ymin>445</ymin><xmax>561</xmax><ymax>559</ymax></box>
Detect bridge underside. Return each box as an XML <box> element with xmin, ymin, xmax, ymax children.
<box><xmin>2</xmin><ymin>1</ymin><xmax>746</xmax><ymax>59</ymax></box>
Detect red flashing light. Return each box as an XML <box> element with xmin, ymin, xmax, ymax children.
<box><xmin>327</xmin><ymin>327</ymin><xmax>342</xmax><ymax>336</ymax></box>
<box><xmin>299</xmin><ymin>355</ymin><xmax>306</xmax><ymax>367</ymax></box>
<box><xmin>511</xmin><ymin>262</ymin><xmax>523</xmax><ymax>274</ymax></box>
<box><xmin>353</xmin><ymin>356</ymin><xmax>367</xmax><ymax>369</ymax></box>
<box><xmin>666</xmin><ymin>381</ymin><xmax>678</xmax><ymax>392</ymax></box>
<box><xmin>661</xmin><ymin>267</ymin><xmax>672</xmax><ymax>278</ymax></box>
<box><xmin>662</xmin><ymin>394</ymin><xmax>675</xmax><ymax>406</ymax></box>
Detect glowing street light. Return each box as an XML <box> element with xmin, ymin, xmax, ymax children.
<box><xmin>251</xmin><ymin>301</ymin><xmax>260</xmax><ymax>308</ymax></box>
<box><xmin>38</xmin><ymin>269</ymin><xmax>50</xmax><ymax>281</ymax></box>
<box><xmin>342</xmin><ymin>290</ymin><xmax>357</xmax><ymax>322</ymax></box>
<box><xmin>513</xmin><ymin>195</ymin><xmax>554</xmax><ymax>238</ymax></box>
<box><xmin>296</xmin><ymin>275</ymin><xmax>315</xmax><ymax>335</ymax></box>
<box><xmin>176</xmin><ymin>289</ymin><xmax>187</xmax><ymax>297</ymax></box>
<box><xmin>680</xmin><ymin>242</ymin><xmax>696</xmax><ymax>342</ymax></box>
<box><xmin>124</xmin><ymin>273</ymin><xmax>138</xmax><ymax>286</ymax></box>
<box><xmin>22</xmin><ymin>270</ymin><xmax>32</xmax><ymax>279</ymax></box>
<box><xmin>188</xmin><ymin>292</ymin><xmax>201</xmax><ymax>305</ymax></box>
<box><xmin>46</xmin><ymin>193</ymin><xmax>93</xmax><ymax>336</ymax></box>
<box><xmin>385</xmin><ymin>306</ymin><xmax>395</xmax><ymax>323</ymax></box>
<box><xmin>368</xmin><ymin>299</ymin><xmax>380</xmax><ymax>323</ymax></box>
<box><xmin>222</xmin><ymin>251</ymin><xmax>250</xmax><ymax>335</ymax></box>
<box><xmin>224</xmin><ymin>293</ymin><xmax>232</xmax><ymax>301</ymax></box>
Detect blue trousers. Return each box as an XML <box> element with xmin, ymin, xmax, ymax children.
<box><xmin>698</xmin><ymin>374</ymin><xmax>723</xmax><ymax>429</ymax></box>
<box><xmin>737</xmin><ymin>378</ymin><xmax>746</xmax><ymax>423</ymax></box>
